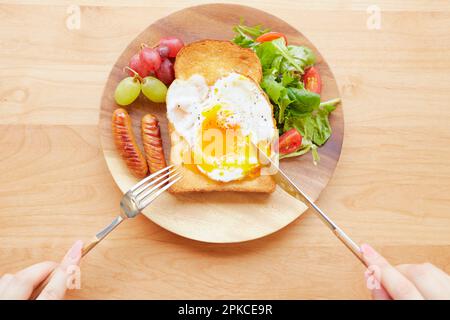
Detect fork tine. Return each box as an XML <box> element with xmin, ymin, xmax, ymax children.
<box><xmin>138</xmin><ymin>175</ymin><xmax>182</xmax><ymax>210</ymax></box>
<box><xmin>136</xmin><ymin>170</ymin><xmax>182</xmax><ymax>204</ymax></box>
<box><xmin>130</xmin><ymin>164</ymin><xmax>174</xmax><ymax>192</ymax></box>
<box><xmin>135</xmin><ymin>166</ymin><xmax>180</xmax><ymax>198</ymax></box>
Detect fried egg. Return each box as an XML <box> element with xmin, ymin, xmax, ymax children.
<box><xmin>166</xmin><ymin>73</ymin><xmax>276</xmax><ymax>182</ymax></box>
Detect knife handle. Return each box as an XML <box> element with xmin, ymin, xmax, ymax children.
<box><xmin>333</xmin><ymin>227</ymin><xmax>366</xmax><ymax>265</ymax></box>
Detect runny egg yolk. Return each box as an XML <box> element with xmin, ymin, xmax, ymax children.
<box><xmin>193</xmin><ymin>104</ymin><xmax>261</xmax><ymax>181</ymax></box>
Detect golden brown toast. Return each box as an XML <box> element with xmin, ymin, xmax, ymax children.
<box><xmin>169</xmin><ymin>40</ymin><xmax>275</xmax><ymax>193</ymax></box>
<box><xmin>175</xmin><ymin>40</ymin><xmax>262</xmax><ymax>85</ymax></box>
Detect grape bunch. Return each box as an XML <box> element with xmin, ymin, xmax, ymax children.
<box><xmin>114</xmin><ymin>37</ymin><xmax>184</xmax><ymax>106</ymax></box>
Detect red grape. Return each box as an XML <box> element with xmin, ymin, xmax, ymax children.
<box><xmin>159</xmin><ymin>37</ymin><xmax>184</xmax><ymax>58</ymax></box>
<box><xmin>139</xmin><ymin>47</ymin><xmax>161</xmax><ymax>72</ymax></box>
<box><xmin>155</xmin><ymin>58</ymin><xmax>175</xmax><ymax>85</ymax></box>
<box><xmin>128</xmin><ymin>53</ymin><xmax>150</xmax><ymax>78</ymax></box>
<box><xmin>156</xmin><ymin>45</ymin><xmax>170</xmax><ymax>59</ymax></box>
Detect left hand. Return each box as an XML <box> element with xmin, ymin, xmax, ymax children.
<box><xmin>0</xmin><ymin>240</ymin><xmax>83</xmax><ymax>300</ymax></box>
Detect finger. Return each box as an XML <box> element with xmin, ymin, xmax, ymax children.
<box><xmin>397</xmin><ymin>263</ymin><xmax>450</xmax><ymax>300</ymax></box>
<box><xmin>371</xmin><ymin>288</ymin><xmax>391</xmax><ymax>300</ymax></box>
<box><xmin>370</xmin><ymin>285</ymin><xmax>392</xmax><ymax>300</ymax></box>
<box><xmin>0</xmin><ymin>273</ymin><xmax>15</xmax><ymax>288</ymax></box>
<box><xmin>3</xmin><ymin>261</ymin><xmax>59</xmax><ymax>299</ymax></box>
<box><xmin>37</xmin><ymin>240</ymin><xmax>83</xmax><ymax>300</ymax></box>
<box><xmin>360</xmin><ymin>243</ymin><xmax>423</xmax><ymax>300</ymax></box>
<box><xmin>429</xmin><ymin>264</ymin><xmax>450</xmax><ymax>280</ymax></box>
<box><xmin>364</xmin><ymin>266</ymin><xmax>391</xmax><ymax>300</ymax></box>
<box><xmin>0</xmin><ymin>274</ymin><xmax>21</xmax><ymax>299</ymax></box>
<box><xmin>16</xmin><ymin>261</ymin><xmax>57</xmax><ymax>289</ymax></box>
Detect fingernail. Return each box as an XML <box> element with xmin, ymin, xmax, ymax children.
<box><xmin>67</xmin><ymin>240</ymin><xmax>83</xmax><ymax>261</ymax></box>
<box><xmin>361</xmin><ymin>243</ymin><xmax>377</xmax><ymax>258</ymax></box>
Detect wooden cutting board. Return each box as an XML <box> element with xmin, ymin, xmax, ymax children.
<box><xmin>98</xmin><ymin>3</ymin><xmax>343</xmax><ymax>243</ymax></box>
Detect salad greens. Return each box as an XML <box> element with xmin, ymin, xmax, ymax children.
<box><xmin>232</xmin><ymin>22</ymin><xmax>340</xmax><ymax>164</ymax></box>
<box><xmin>232</xmin><ymin>23</ymin><xmax>270</xmax><ymax>48</ymax></box>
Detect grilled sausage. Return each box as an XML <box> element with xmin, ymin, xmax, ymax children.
<box><xmin>141</xmin><ymin>114</ymin><xmax>167</xmax><ymax>173</ymax></box>
<box><xmin>112</xmin><ymin>108</ymin><xmax>148</xmax><ymax>178</ymax></box>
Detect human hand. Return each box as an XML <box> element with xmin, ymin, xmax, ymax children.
<box><xmin>361</xmin><ymin>243</ymin><xmax>450</xmax><ymax>300</ymax></box>
<box><xmin>0</xmin><ymin>240</ymin><xmax>83</xmax><ymax>300</ymax></box>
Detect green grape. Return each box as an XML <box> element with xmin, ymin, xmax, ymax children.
<box><xmin>141</xmin><ymin>76</ymin><xmax>167</xmax><ymax>103</ymax></box>
<box><xmin>114</xmin><ymin>77</ymin><xmax>141</xmax><ymax>106</ymax></box>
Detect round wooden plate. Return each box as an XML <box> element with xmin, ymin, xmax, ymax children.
<box><xmin>99</xmin><ymin>4</ymin><xmax>344</xmax><ymax>243</ymax></box>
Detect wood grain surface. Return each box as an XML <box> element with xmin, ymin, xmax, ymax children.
<box><xmin>0</xmin><ymin>0</ymin><xmax>449</xmax><ymax>299</ymax></box>
<box><xmin>99</xmin><ymin>4</ymin><xmax>341</xmax><ymax>243</ymax></box>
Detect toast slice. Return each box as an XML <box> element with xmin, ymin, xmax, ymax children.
<box><xmin>169</xmin><ymin>40</ymin><xmax>275</xmax><ymax>193</ymax></box>
<box><xmin>175</xmin><ymin>39</ymin><xmax>262</xmax><ymax>85</ymax></box>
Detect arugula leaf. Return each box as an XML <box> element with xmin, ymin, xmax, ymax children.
<box><xmin>256</xmin><ymin>38</ymin><xmax>303</xmax><ymax>72</ymax></box>
<box><xmin>281</xmin><ymin>71</ymin><xmax>298</xmax><ymax>87</ymax></box>
<box><xmin>287</xmin><ymin>87</ymin><xmax>321</xmax><ymax>114</ymax></box>
<box><xmin>287</xmin><ymin>45</ymin><xmax>316</xmax><ymax>69</ymax></box>
<box><xmin>231</xmin><ymin>21</ymin><xmax>269</xmax><ymax>48</ymax></box>
<box><xmin>279</xmin><ymin>140</ymin><xmax>319</xmax><ymax>164</ymax></box>
<box><xmin>261</xmin><ymin>75</ymin><xmax>292</xmax><ymax>123</ymax></box>
<box><xmin>232</xmin><ymin>34</ymin><xmax>256</xmax><ymax>48</ymax></box>
<box><xmin>319</xmin><ymin>98</ymin><xmax>340</xmax><ymax>112</ymax></box>
<box><xmin>261</xmin><ymin>75</ymin><xmax>283</xmax><ymax>102</ymax></box>
<box><xmin>279</xmin><ymin>145</ymin><xmax>311</xmax><ymax>159</ymax></box>
<box><xmin>309</xmin><ymin>113</ymin><xmax>332</xmax><ymax>146</ymax></box>
<box><xmin>311</xmin><ymin>144</ymin><xmax>320</xmax><ymax>165</ymax></box>
<box><xmin>278</xmin><ymin>45</ymin><xmax>316</xmax><ymax>74</ymax></box>
<box><xmin>284</xmin><ymin>98</ymin><xmax>339</xmax><ymax>147</ymax></box>
<box><xmin>233</xmin><ymin>23</ymin><xmax>269</xmax><ymax>38</ymax></box>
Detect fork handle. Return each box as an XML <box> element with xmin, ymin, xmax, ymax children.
<box><xmin>82</xmin><ymin>215</ymin><xmax>125</xmax><ymax>257</ymax></box>
<box><xmin>30</xmin><ymin>215</ymin><xmax>125</xmax><ymax>299</ymax></box>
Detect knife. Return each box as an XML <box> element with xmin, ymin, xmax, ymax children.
<box><xmin>256</xmin><ymin>145</ymin><xmax>366</xmax><ymax>265</ymax></box>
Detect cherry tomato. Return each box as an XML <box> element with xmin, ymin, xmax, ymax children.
<box><xmin>278</xmin><ymin>128</ymin><xmax>302</xmax><ymax>155</ymax></box>
<box><xmin>158</xmin><ymin>37</ymin><xmax>184</xmax><ymax>58</ymax></box>
<box><xmin>139</xmin><ymin>47</ymin><xmax>161</xmax><ymax>72</ymax></box>
<box><xmin>155</xmin><ymin>58</ymin><xmax>175</xmax><ymax>85</ymax></box>
<box><xmin>128</xmin><ymin>53</ymin><xmax>150</xmax><ymax>78</ymax></box>
<box><xmin>303</xmin><ymin>66</ymin><xmax>322</xmax><ymax>94</ymax></box>
<box><xmin>256</xmin><ymin>32</ymin><xmax>288</xmax><ymax>44</ymax></box>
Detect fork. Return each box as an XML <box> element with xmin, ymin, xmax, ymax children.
<box><xmin>81</xmin><ymin>164</ymin><xmax>181</xmax><ymax>256</ymax></box>
<box><xmin>31</xmin><ymin>165</ymin><xmax>182</xmax><ymax>299</ymax></box>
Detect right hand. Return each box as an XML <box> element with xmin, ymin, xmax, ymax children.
<box><xmin>361</xmin><ymin>243</ymin><xmax>450</xmax><ymax>300</ymax></box>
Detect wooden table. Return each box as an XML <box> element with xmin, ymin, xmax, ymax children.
<box><xmin>1</xmin><ymin>0</ymin><xmax>449</xmax><ymax>300</ymax></box>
